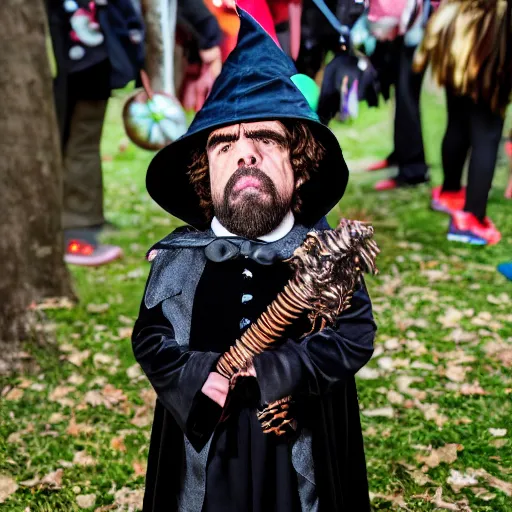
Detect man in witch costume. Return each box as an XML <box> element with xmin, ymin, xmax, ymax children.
<box><xmin>132</xmin><ymin>8</ymin><xmax>376</xmax><ymax>512</ymax></box>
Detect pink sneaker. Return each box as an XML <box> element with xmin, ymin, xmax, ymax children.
<box><xmin>506</xmin><ymin>141</ymin><xmax>512</xmax><ymax>199</ymax></box>
<box><xmin>374</xmin><ymin>178</ymin><xmax>399</xmax><ymax>191</ymax></box>
<box><xmin>448</xmin><ymin>211</ymin><xmax>501</xmax><ymax>246</ymax></box>
<box><xmin>366</xmin><ymin>159</ymin><xmax>392</xmax><ymax>172</ymax></box>
<box><xmin>65</xmin><ymin>239</ymin><xmax>123</xmax><ymax>266</ymax></box>
<box><xmin>431</xmin><ymin>186</ymin><xmax>466</xmax><ymax>215</ymax></box>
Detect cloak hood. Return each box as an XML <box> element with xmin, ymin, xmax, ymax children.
<box><xmin>146</xmin><ymin>7</ymin><xmax>349</xmax><ymax>229</ymax></box>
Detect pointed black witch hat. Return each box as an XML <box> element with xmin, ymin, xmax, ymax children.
<box><xmin>146</xmin><ymin>7</ymin><xmax>349</xmax><ymax>229</ymax></box>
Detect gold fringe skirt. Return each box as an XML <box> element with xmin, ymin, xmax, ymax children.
<box><xmin>413</xmin><ymin>0</ymin><xmax>512</xmax><ymax>114</ymax></box>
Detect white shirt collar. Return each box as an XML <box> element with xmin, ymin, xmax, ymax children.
<box><xmin>211</xmin><ymin>211</ymin><xmax>295</xmax><ymax>242</ymax></box>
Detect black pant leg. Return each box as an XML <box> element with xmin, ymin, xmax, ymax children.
<box><xmin>464</xmin><ymin>101</ymin><xmax>504</xmax><ymax>220</ymax></box>
<box><xmin>394</xmin><ymin>42</ymin><xmax>428</xmax><ymax>183</ymax></box>
<box><xmin>441</xmin><ymin>90</ymin><xmax>471</xmax><ymax>192</ymax></box>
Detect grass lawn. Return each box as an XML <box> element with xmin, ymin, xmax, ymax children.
<box><xmin>1</xmin><ymin>88</ymin><xmax>511</xmax><ymax>511</ymax></box>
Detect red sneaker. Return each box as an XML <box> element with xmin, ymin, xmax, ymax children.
<box><xmin>431</xmin><ymin>186</ymin><xmax>466</xmax><ymax>215</ymax></box>
<box><xmin>65</xmin><ymin>239</ymin><xmax>123</xmax><ymax>266</ymax></box>
<box><xmin>448</xmin><ymin>211</ymin><xmax>501</xmax><ymax>245</ymax></box>
<box><xmin>506</xmin><ymin>140</ymin><xmax>512</xmax><ymax>199</ymax></box>
<box><xmin>366</xmin><ymin>159</ymin><xmax>391</xmax><ymax>172</ymax></box>
<box><xmin>505</xmin><ymin>177</ymin><xmax>512</xmax><ymax>200</ymax></box>
<box><xmin>374</xmin><ymin>178</ymin><xmax>398</xmax><ymax>191</ymax></box>
<box><xmin>505</xmin><ymin>140</ymin><xmax>512</xmax><ymax>158</ymax></box>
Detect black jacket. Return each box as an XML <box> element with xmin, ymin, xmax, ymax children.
<box><xmin>46</xmin><ymin>0</ymin><xmax>144</xmax><ymax>89</ymax></box>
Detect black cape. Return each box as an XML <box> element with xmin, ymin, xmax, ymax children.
<box><xmin>132</xmin><ymin>224</ymin><xmax>376</xmax><ymax>511</ymax></box>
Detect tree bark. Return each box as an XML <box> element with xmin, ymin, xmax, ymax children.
<box><xmin>0</xmin><ymin>0</ymin><xmax>73</xmax><ymax>353</ymax></box>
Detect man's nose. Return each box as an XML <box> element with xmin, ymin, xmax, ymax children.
<box><xmin>235</xmin><ymin>139</ymin><xmax>260</xmax><ymax>167</ymax></box>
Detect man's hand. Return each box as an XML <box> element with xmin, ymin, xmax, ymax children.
<box><xmin>199</xmin><ymin>46</ymin><xmax>222</xmax><ymax>82</ymax></box>
<box><xmin>229</xmin><ymin>362</ymin><xmax>257</xmax><ymax>390</ymax></box>
<box><xmin>201</xmin><ymin>372</ymin><xmax>229</xmax><ymax>407</ymax></box>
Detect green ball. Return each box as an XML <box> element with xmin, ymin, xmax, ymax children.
<box><xmin>291</xmin><ymin>73</ymin><xmax>320</xmax><ymax>112</ymax></box>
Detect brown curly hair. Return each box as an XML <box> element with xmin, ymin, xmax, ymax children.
<box><xmin>187</xmin><ymin>120</ymin><xmax>326</xmax><ymax>222</ymax></box>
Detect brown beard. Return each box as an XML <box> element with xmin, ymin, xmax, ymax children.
<box><xmin>213</xmin><ymin>166</ymin><xmax>291</xmax><ymax>239</ymax></box>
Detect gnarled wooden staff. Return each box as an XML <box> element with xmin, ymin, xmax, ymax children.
<box><xmin>215</xmin><ymin>218</ymin><xmax>380</xmax><ymax>435</ymax></box>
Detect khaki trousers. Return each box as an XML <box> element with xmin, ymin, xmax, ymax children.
<box><xmin>62</xmin><ymin>99</ymin><xmax>107</xmax><ymax>230</ymax></box>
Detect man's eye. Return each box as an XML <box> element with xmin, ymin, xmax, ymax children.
<box><xmin>220</xmin><ymin>144</ymin><xmax>230</xmax><ymax>153</ymax></box>
<box><xmin>261</xmin><ymin>139</ymin><xmax>271</xmax><ymax>145</ymax></box>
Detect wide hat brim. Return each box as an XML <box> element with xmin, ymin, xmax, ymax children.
<box><xmin>146</xmin><ymin>9</ymin><xmax>349</xmax><ymax>230</ymax></box>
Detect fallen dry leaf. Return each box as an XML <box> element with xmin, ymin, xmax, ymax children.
<box><xmin>377</xmin><ymin>356</ymin><xmax>395</xmax><ymax>371</ymax></box>
<box><xmin>438</xmin><ymin>308</ymin><xmax>464</xmax><ymax>328</ymax></box>
<box><xmin>459</xmin><ymin>381</ymin><xmax>487</xmax><ymax>396</ymax></box>
<box><xmin>76</xmin><ymin>493</ymin><xmax>96</xmax><ymax>509</ymax></box>
<box><xmin>362</xmin><ymin>406</ymin><xmax>394</xmax><ymax>418</ymax></box>
<box><xmin>7</xmin><ymin>432</ymin><xmax>22</xmax><ymax>444</ymax></box>
<box><xmin>73</xmin><ymin>451</ymin><xmax>96</xmax><ymax>467</ymax></box>
<box><xmin>102</xmin><ymin>384</ymin><xmax>127</xmax><ymax>404</ymax></box>
<box><xmin>35</xmin><ymin>297</ymin><xmax>74</xmax><ymax>310</ymax></box>
<box><xmin>472</xmin><ymin>468</ymin><xmax>512</xmax><ymax>496</ymax></box>
<box><xmin>0</xmin><ymin>474</ymin><xmax>18</xmax><ymax>503</ymax></box>
<box><xmin>444</xmin><ymin>365</ymin><xmax>470</xmax><ymax>383</ymax></box>
<box><xmin>21</xmin><ymin>469</ymin><xmax>64</xmax><ymax>490</ymax></box>
<box><xmin>84</xmin><ymin>390</ymin><xmax>106</xmax><ymax>407</ymax></box>
<box><xmin>432</xmin><ymin>487</ymin><xmax>470</xmax><ymax>511</ymax></box>
<box><xmin>488</xmin><ymin>428</ymin><xmax>507</xmax><ymax>437</ymax></box>
<box><xmin>396</xmin><ymin>376</ymin><xmax>426</xmax><ymax>400</ymax></box>
<box><xmin>415</xmin><ymin>401</ymin><xmax>449</xmax><ymax>427</ymax></box>
<box><xmin>140</xmin><ymin>387</ymin><xmax>157</xmax><ymax>404</ymax></box>
<box><xmin>126</xmin><ymin>364</ymin><xmax>142</xmax><ymax>380</ymax></box>
<box><xmin>48</xmin><ymin>412</ymin><xmax>66</xmax><ymax>424</ymax></box>
<box><xmin>370</xmin><ymin>491</ymin><xmax>409</xmax><ymax>509</ymax></box>
<box><xmin>422</xmin><ymin>269</ymin><xmax>451</xmax><ymax>283</ymax></box>
<box><xmin>93</xmin><ymin>353</ymin><xmax>115</xmax><ymax>366</ymax></box>
<box><xmin>118</xmin><ymin>327</ymin><xmax>133</xmax><ymax>339</ymax></box>
<box><xmin>447</xmin><ymin>469</ymin><xmax>478</xmax><ymax>492</ymax></box>
<box><xmin>387</xmin><ymin>390</ymin><xmax>405</xmax><ymax>405</ymax></box>
<box><xmin>17</xmin><ymin>378</ymin><xmax>32</xmax><ymax>389</ymax></box>
<box><xmin>84</xmin><ymin>385</ymin><xmax>127</xmax><ymax>411</ymax></box>
<box><xmin>67</xmin><ymin>350</ymin><xmax>91</xmax><ymax>367</ymax></box>
<box><xmin>445</xmin><ymin>328</ymin><xmax>478</xmax><ymax>344</ymax></box>
<box><xmin>114</xmin><ymin>487</ymin><xmax>144</xmax><ymax>509</ymax></box>
<box><xmin>40</xmin><ymin>469</ymin><xmax>63</xmax><ymax>489</ymax></box>
<box><xmin>130</xmin><ymin>405</ymin><xmax>153</xmax><ymax>428</ymax></box>
<box><xmin>484</xmin><ymin>341</ymin><xmax>512</xmax><ymax>367</ymax></box>
<box><xmin>417</xmin><ymin>444</ymin><xmax>463</xmax><ymax>469</ymax></box>
<box><xmin>132</xmin><ymin>461</ymin><xmax>146</xmax><ymax>478</ymax></box>
<box><xmin>68</xmin><ymin>374</ymin><xmax>85</xmax><ymax>386</ymax></box>
<box><xmin>110</xmin><ymin>436</ymin><xmax>127</xmax><ymax>452</ymax></box>
<box><xmin>4</xmin><ymin>388</ymin><xmax>24</xmax><ymax>401</ymax></box>
<box><xmin>49</xmin><ymin>385</ymin><xmax>75</xmax><ymax>401</ymax></box>
<box><xmin>409</xmin><ymin>469</ymin><xmax>433</xmax><ymax>486</ymax></box>
<box><xmin>66</xmin><ymin>417</ymin><xmax>94</xmax><ymax>437</ymax></box>
<box><xmin>470</xmin><ymin>487</ymin><xmax>496</xmax><ymax>501</ymax></box>
<box><xmin>19</xmin><ymin>476</ymin><xmax>40</xmax><ymax>487</ymax></box>
<box><xmin>86</xmin><ymin>303</ymin><xmax>110</xmax><ymax>314</ymax></box>
<box><xmin>357</xmin><ymin>367</ymin><xmax>380</xmax><ymax>380</ymax></box>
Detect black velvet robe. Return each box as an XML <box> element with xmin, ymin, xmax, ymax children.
<box><xmin>132</xmin><ymin>236</ymin><xmax>376</xmax><ymax>512</ymax></box>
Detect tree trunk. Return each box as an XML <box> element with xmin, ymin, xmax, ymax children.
<box><xmin>0</xmin><ymin>0</ymin><xmax>73</xmax><ymax>358</ymax></box>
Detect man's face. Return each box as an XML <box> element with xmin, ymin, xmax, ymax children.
<box><xmin>206</xmin><ymin>121</ymin><xmax>295</xmax><ymax>238</ymax></box>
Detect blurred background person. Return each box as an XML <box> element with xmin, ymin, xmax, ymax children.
<box><xmin>414</xmin><ymin>0</ymin><xmax>512</xmax><ymax>245</ymax></box>
<box><xmin>46</xmin><ymin>0</ymin><xmax>145</xmax><ymax>266</ymax></box>
<box><xmin>176</xmin><ymin>0</ymin><xmax>224</xmax><ymax>112</ymax></box>
<box><xmin>363</xmin><ymin>0</ymin><xmax>432</xmax><ymax>191</ymax></box>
